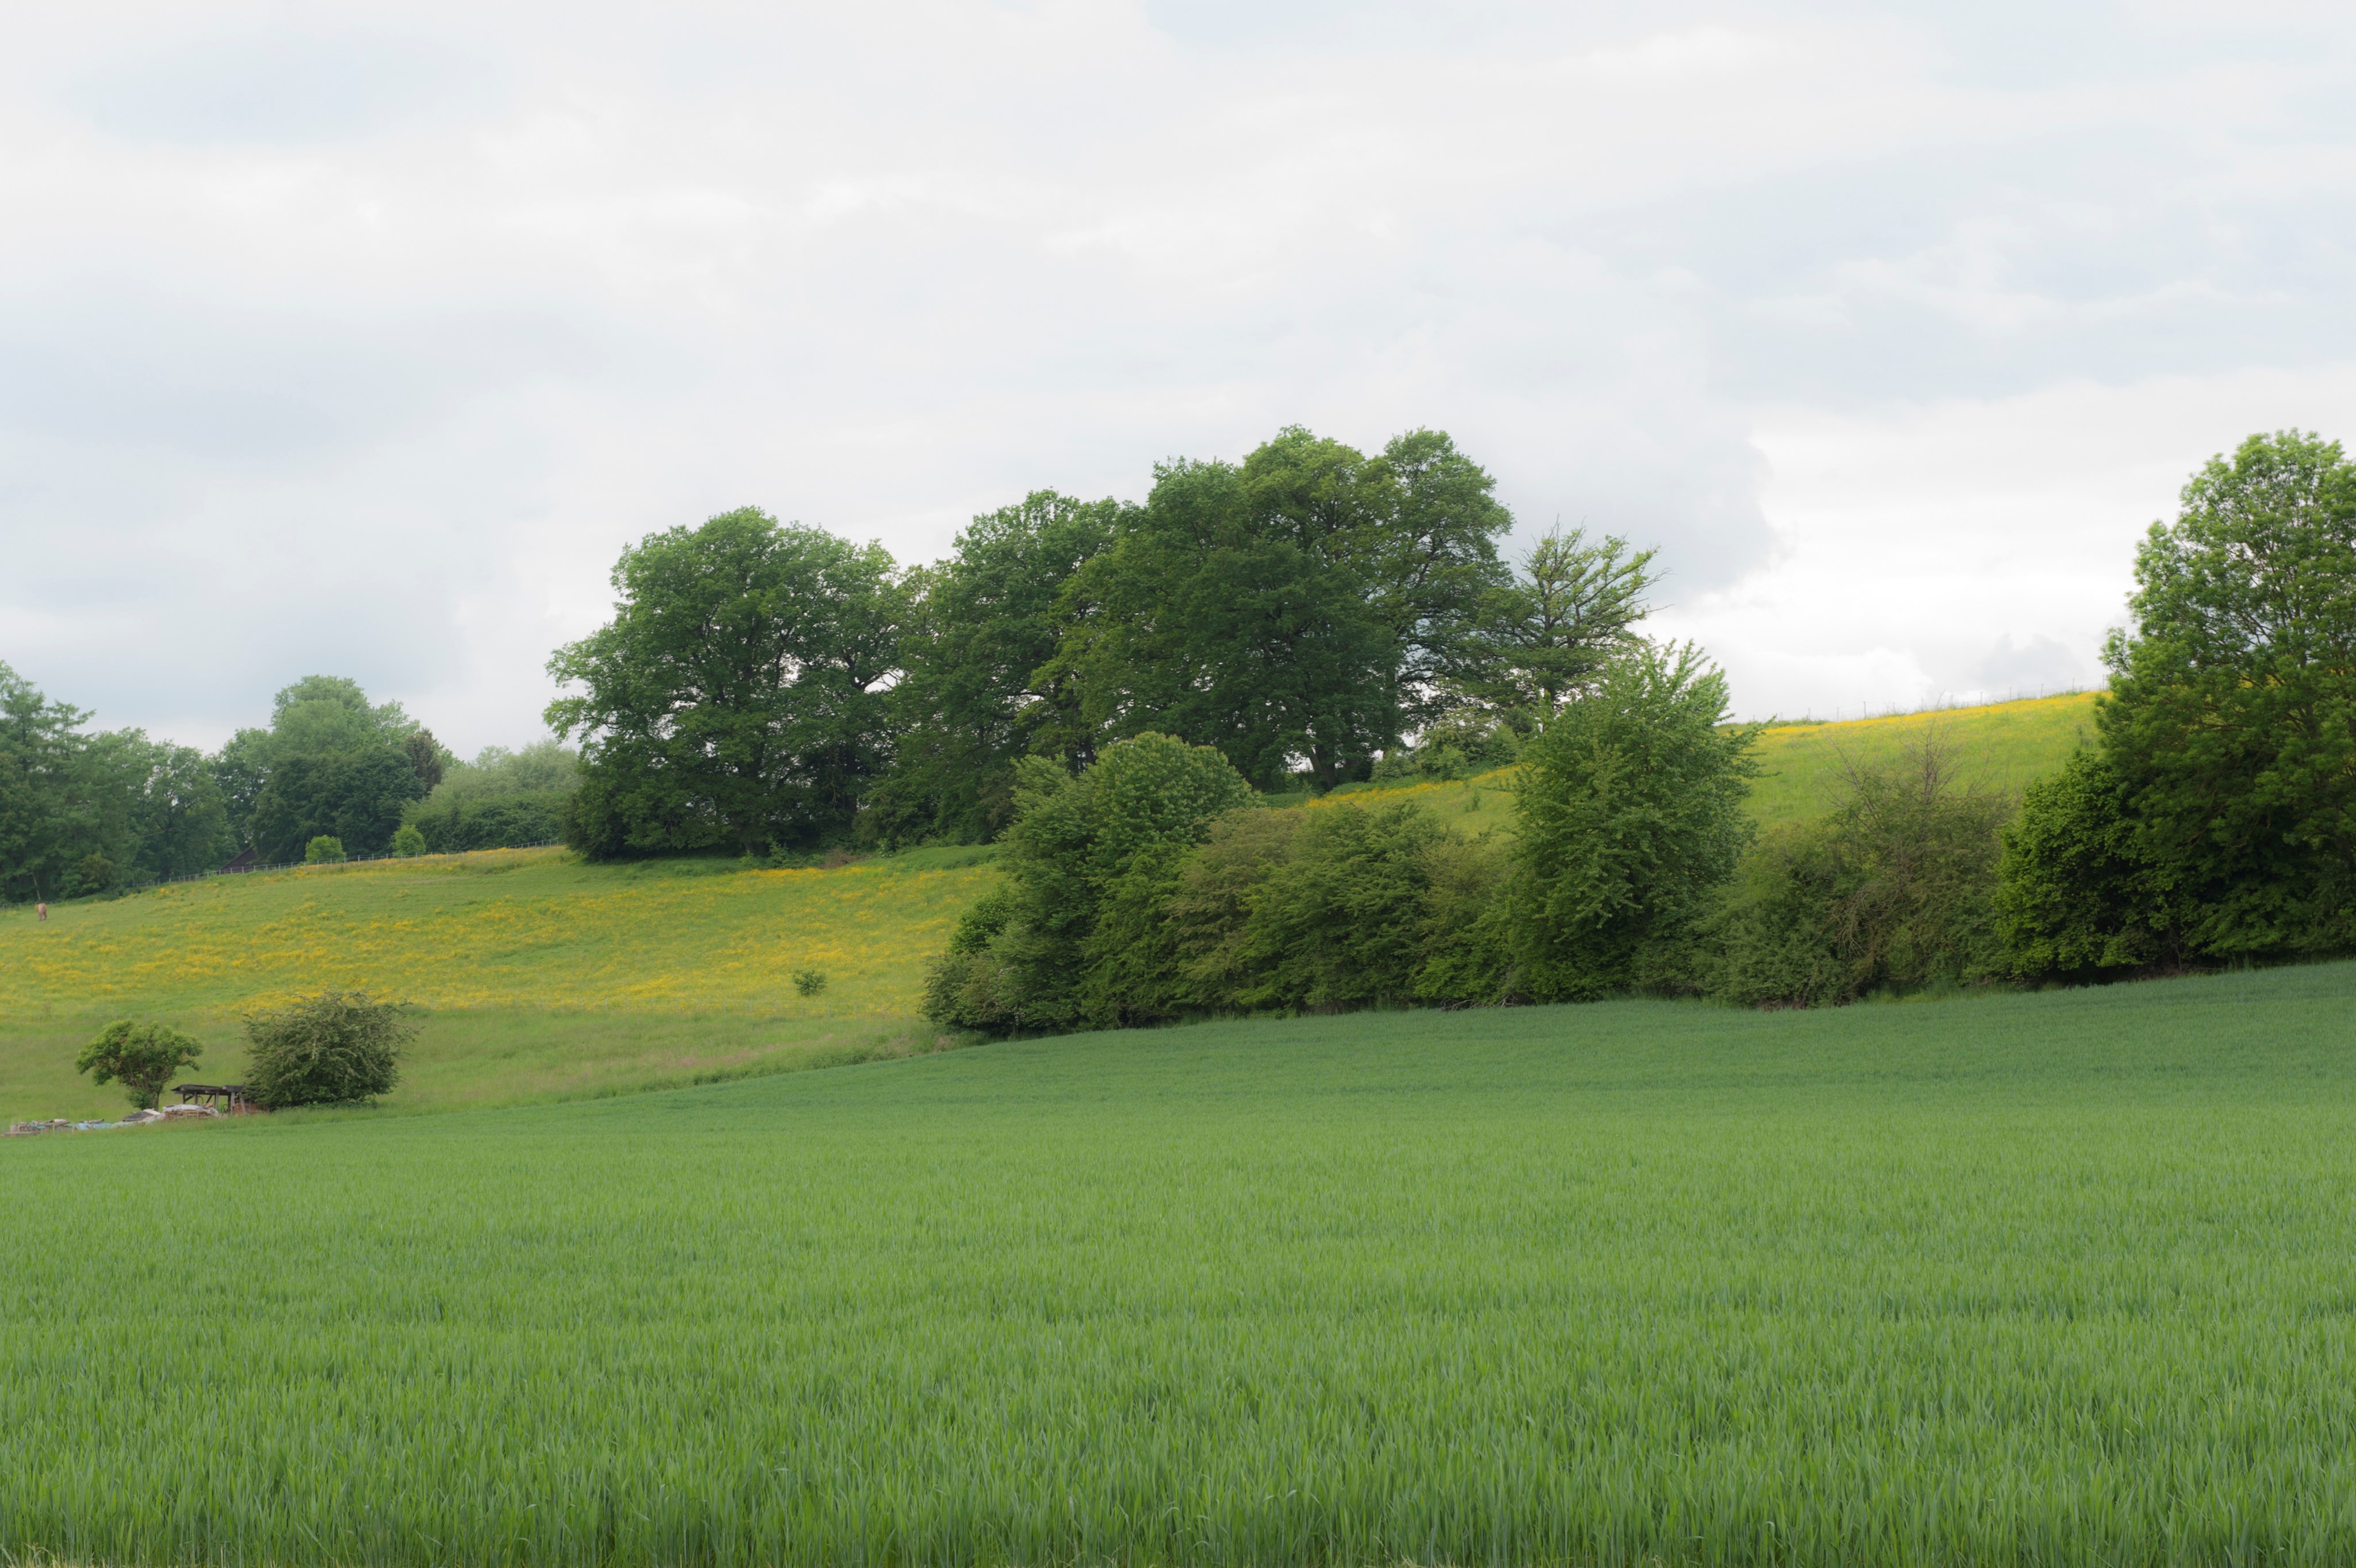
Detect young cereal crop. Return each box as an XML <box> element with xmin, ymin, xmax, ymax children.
<box><xmin>5</xmin><ymin>959</ymin><xmax>2354</xmax><ymax>1566</ymax></box>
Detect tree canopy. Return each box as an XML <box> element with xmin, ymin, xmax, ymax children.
<box><xmin>2096</xmin><ymin>430</ymin><xmax>2356</xmax><ymax>959</ymax></box>
<box><xmin>546</xmin><ymin>508</ymin><xmax>902</xmax><ymax>858</ymax></box>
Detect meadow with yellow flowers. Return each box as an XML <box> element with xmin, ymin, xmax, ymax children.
<box><xmin>1</xmin><ymin>695</ymin><xmax>2095</xmax><ymax>1122</ymax></box>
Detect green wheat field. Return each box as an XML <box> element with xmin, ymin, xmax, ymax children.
<box><xmin>6</xmin><ymin>958</ymin><xmax>2354</xmax><ymax>1566</ymax></box>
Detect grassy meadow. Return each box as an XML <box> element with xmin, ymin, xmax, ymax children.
<box><xmin>0</xmin><ymin>695</ymin><xmax>2096</xmax><ymax>1123</ymax></box>
<box><xmin>0</xmin><ymin>845</ymin><xmax>995</xmax><ymax>1120</ymax></box>
<box><xmin>6</xmin><ymin>960</ymin><xmax>2354</xmax><ymax>1566</ymax></box>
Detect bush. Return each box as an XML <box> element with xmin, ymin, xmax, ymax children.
<box><xmin>919</xmin><ymin>735</ymin><xmax>1252</xmax><ymax>1032</ymax></box>
<box><xmin>1994</xmin><ymin>749</ymin><xmax>2178</xmax><ymax>979</ymax></box>
<box><xmin>75</xmin><ymin>1020</ymin><xmax>204</xmax><ymax>1110</ymax></box>
<box><xmin>1714</xmin><ymin>737</ymin><xmax>2010</xmax><ymax>1007</ymax></box>
<box><xmin>304</xmin><ymin>835</ymin><xmax>346</xmax><ymax>865</ymax></box>
<box><xmin>391</xmin><ymin>824</ymin><xmax>427</xmax><ymax>858</ymax></box>
<box><xmin>1165</xmin><ymin>802</ymin><xmax>1454</xmax><ymax>1012</ymax></box>
<box><xmin>240</xmin><ymin>991</ymin><xmax>415</xmax><ymax>1108</ymax></box>
<box><xmin>793</xmin><ymin>969</ymin><xmax>828</xmax><ymax>997</ymax></box>
<box><xmin>1508</xmin><ymin>643</ymin><xmax>1758</xmax><ymax>1000</ymax></box>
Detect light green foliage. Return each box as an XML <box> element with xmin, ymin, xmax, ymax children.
<box><xmin>1995</xmin><ymin>749</ymin><xmax>2177</xmax><ymax>977</ymax></box>
<box><xmin>391</xmin><ymin>825</ymin><xmax>428</xmax><ymax>858</ymax></box>
<box><xmin>239</xmin><ymin>990</ymin><xmax>414</xmax><ymax>1108</ymax></box>
<box><xmin>1715</xmin><ymin>737</ymin><xmax>2011</xmax><ymax>1005</ymax></box>
<box><xmin>304</xmin><ymin>835</ymin><xmax>346</xmax><ymax>864</ymax></box>
<box><xmin>1474</xmin><ymin>523</ymin><xmax>1659</xmax><ymax>717</ymax></box>
<box><xmin>401</xmin><ymin>740</ymin><xmax>579</xmax><ymax>852</ymax></box>
<box><xmin>72</xmin><ymin>1019</ymin><xmax>203</xmax><ymax>1110</ymax></box>
<box><xmin>1510</xmin><ymin>642</ymin><xmax>1759</xmax><ymax>999</ymax></box>
<box><xmin>925</xmin><ymin>735</ymin><xmax>1250</xmax><ymax>1030</ymax></box>
<box><xmin>548</xmin><ymin>508</ymin><xmax>901</xmax><ymax>858</ymax></box>
<box><xmin>6</xmin><ymin>963</ymin><xmax>2356</xmax><ymax>1565</ymax></box>
<box><xmin>2101</xmin><ymin>430</ymin><xmax>2356</xmax><ymax>958</ymax></box>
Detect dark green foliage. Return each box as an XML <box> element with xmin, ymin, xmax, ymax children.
<box><xmin>1715</xmin><ymin>739</ymin><xmax>2011</xmax><ymax>1007</ymax></box>
<box><xmin>240</xmin><ymin>990</ymin><xmax>415</xmax><ymax>1108</ymax></box>
<box><xmin>1509</xmin><ymin>643</ymin><xmax>1758</xmax><ymax>1000</ymax></box>
<box><xmin>401</xmin><ymin>730</ymin><xmax>449</xmax><ymax>790</ymax></box>
<box><xmin>212</xmin><ymin>676</ymin><xmax>423</xmax><ymax>858</ymax></box>
<box><xmin>1995</xmin><ymin>749</ymin><xmax>2178</xmax><ymax>979</ymax></box>
<box><xmin>1</xmin><ymin>664</ymin><xmax>235</xmax><ymax>899</ymax></box>
<box><xmin>870</xmin><ymin>492</ymin><xmax>1122</xmax><ymax>845</ymax></box>
<box><xmin>74</xmin><ymin>1020</ymin><xmax>204</xmax><ymax>1110</ymax></box>
<box><xmin>1166</xmin><ymin>802</ymin><xmax>1464</xmax><ymax>1012</ymax></box>
<box><xmin>2098</xmin><ymin>430</ymin><xmax>2356</xmax><ymax>960</ymax></box>
<box><xmin>922</xmin><ymin>735</ymin><xmax>1251</xmax><ymax>1031</ymax></box>
<box><xmin>547</xmin><ymin>508</ymin><xmax>901</xmax><ymax>858</ymax></box>
<box><xmin>1042</xmin><ymin>428</ymin><xmax>1512</xmax><ymax>791</ymax></box>
<box><xmin>250</xmin><ymin>749</ymin><xmax>425</xmax><ymax>863</ymax></box>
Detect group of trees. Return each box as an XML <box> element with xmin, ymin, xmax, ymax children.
<box><xmin>918</xmin><ymin>428</ymin><xmax>2356</xmax><ymax>1030</ymax></box>
<box><xmin>548</xmin><ymin>426</ymin><xmax>1659</xmax><ymax>857</ymax></box>
<box><xmin>923</xmin><ymin>643</ymin><xmax>1760</xmax><ymax>1031</ymax></box>
<box><xmin>3</xmin><ymin>666</ymin><xmax>243</xmax><ymax>900</ymax></box>
<box><xmin>3</xmin><ymin>672</ymin><xmax>579</xmax><ymax>901</ymax></box>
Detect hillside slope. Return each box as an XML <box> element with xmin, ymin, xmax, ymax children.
<box><xmin>0</xmin><ymin>693</ymin><xmax>2098</xmax><ymax>1121</ymax></box>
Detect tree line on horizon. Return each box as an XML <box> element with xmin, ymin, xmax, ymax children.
<box><xmin>7</xmin><ymin>426</ymin><xmax>2353</xmax><ymax>1023</ymax></box>
<box><xmin>0</xmin><ymin>668</ymin><xmax>579</xmax><ymax>900</ymax></box>
<box><xmin>544</xmin><ymin>424</ymin><xmax>1654</xmax><ymax>858</ymax></box>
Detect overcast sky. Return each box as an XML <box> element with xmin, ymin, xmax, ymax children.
<box><xmin>5</xmin><ymin>0</ymin><xmax>2354</xmax><ymax>752</ymax></box>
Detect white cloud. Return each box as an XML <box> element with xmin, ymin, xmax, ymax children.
<box><xmin>1</xmin><ymin>0</ymin><xmax>2353</xmax><ymax>749</ymax></box>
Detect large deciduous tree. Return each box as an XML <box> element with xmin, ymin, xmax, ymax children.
<box><xmin>870</xmin><ymin>491</ymin><xmax>1123</xmax><ymax>844</ymax></box>
<box><xmin>2094</xmin><ymin>430</ymin><xmax>2356</xmax><ymax>959</ymax></box>
<box><xmin>546</xmin><ymin>508</ymin><xmax>902</xmax><ymax>858</ymax></box>
<box><xmin>1043</xmin><ymin>427</ymin><xmax>1510</xmax><ymax>791</ymax></box>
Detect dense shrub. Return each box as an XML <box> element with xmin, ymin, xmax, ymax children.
<box><xmin>1714</xmin><ymin>739</ymin><xmax>2010</xmax><ymax>1007</ymax></box>
<box><xmin>1508</xmin><ymin>643</ymin><xmax>1758</xmax><ymax>1000</ymax></box>
<box><xmin>923</xmin><ymin>734</ymin><xmax>1252</xmax><ymax>1032</ymax></box>
<box><xmin>75</xmin><ymin>1020</ymin><xmax>204</xmax><ymax>1110</ymax></box>
<box><xmin>1995</xmin><ymin>749</ymin><xmax>2179</xmax><ymax>979</ymax></box>
<box><xmin>304</xmin><ymin>835</ymin><xmax>346</xmax><ymax>865</ymax></box>
<box><xmin>1164</xmin><ymin>802</ymin><xmax>1455</xmax><ymax>1012</ymax></box>
<box><xmin>391</xmin><ymin>824</ymin><xmax>427</xmax><ymax>858</ymax></box>
<box><xmin>240</xmin><ymin>991</ymin><xmax>416</xmax><ymax>1108</ymax></box>
<box><xmin>403</xmin><ymin>742</ymin><xmax>578</xmax><ymax>853</ymax></box>
<box><xmin>407</xmin><ymin>790</ymin><xmax>570</xmax><ymax>852</ymax></box>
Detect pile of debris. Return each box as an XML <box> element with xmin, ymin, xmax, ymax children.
<box><xmin>7</xmin><ymin>1104</ymin><xmax>225</xmax><ymax>1137</ymax></box>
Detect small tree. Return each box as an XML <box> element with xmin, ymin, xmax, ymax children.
<box><xmin>305</xmin><ymin>835</ymin><xmax>346</xmax><ymax>864</ymax></box>
<box><xmin>391</xmin><ymin>824</ymin><xmax>427</xmax><ymax>858</ymax></box>
<box><xmin>1715</xmin><ymin>736</ymin><xmax>2011</xmax><ymax>1007</ymax></box>
<box><xmin>1508</xmin><ymin>642</ymin><xmax>1758</xmax><ymax>999</ymax></box>
<box><xmin>76</xmin><ymin>1021</ymin><xmax>204</xmax><ymax>1110</ymax></box>
<box><xmin>241</xmin><ymin>991</ymin><xmax>415</xmax><ymax>1108</ymax></box>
